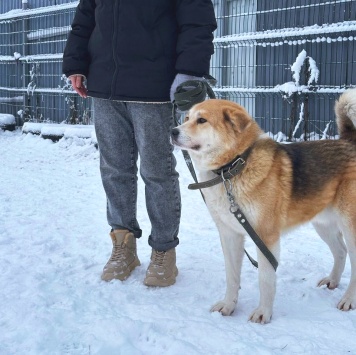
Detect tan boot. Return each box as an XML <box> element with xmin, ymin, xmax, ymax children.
<box><xmin>144</xmin><ymin>248</ymin><xmax>178</xmax><ymax>287</ymax></box>
<box><xmin>101</xmin><ymin>229</ymin><xmax>140</xmax><ymax>281</ymax></box>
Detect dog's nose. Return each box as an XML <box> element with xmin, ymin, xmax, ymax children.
<box><xmin>171</xmin><ymin>128</ymin><xmax>180</xmax><ymax>137</ymax></box>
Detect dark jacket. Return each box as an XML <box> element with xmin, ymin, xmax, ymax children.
<box><xmin>63</xmin><ymin>0</ymin><xmax>217</xmax><ymax>102</ymax></box>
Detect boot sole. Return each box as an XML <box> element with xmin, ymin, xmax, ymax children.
<box><xmin>144</xmin><ymin>267</ymin><xmax>178</xmax><ymax>287</ymax></box>
<box><xmin>101</xmin><ymin>258</ymin><xmax>141</xmax><ymax>282</ymax></box>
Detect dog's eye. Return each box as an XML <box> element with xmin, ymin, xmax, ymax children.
<box><xmin>197</xmin><ymin>117</ymin><xmax>207</xmax><ymax>124</ymax></box>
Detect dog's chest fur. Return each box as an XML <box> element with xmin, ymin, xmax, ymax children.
<box><xmin>197</xmin><ymin>170</ymin><xmax>259</xmax><ymax>236</ymax></box>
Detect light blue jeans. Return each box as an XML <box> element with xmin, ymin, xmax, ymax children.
<box><xmin>93</xmin><ymin>98</ymin><xmax>181</xmax><ymax>251</ymax></box>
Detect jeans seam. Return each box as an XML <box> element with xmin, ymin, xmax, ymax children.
<box><xmin>167</xmin><ymin>114</ymin><xmax>181</xmax><ymax>222</ymax></box>
<box><xmin>130</xmin><ymin>125</ymin><xmax>137</xmax><ymax>232</ymax></box>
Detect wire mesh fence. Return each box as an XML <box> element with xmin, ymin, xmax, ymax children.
<box><xmin>211</xmin><ymin>0</ymin><xmax>356</xmax><ymax>140</ymax></box>
<box><xmin>0</xmin><ymin>1</ymin><xmax>88</xmax><ymax>125</ymax></box>
<box><xmin>0</xmin><ymin>0</ymin><xmax>355</xmax><ymax>140</ymax></box>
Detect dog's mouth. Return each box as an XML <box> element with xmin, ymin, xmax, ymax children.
<box><xmin>170</xmin><ymin>136</ymin><xmax>184</xmax><ymax>149</ymax></box>
<box><xmin>170</xmin><ymin>136</ymin><xmax>180</xmax><ymax>146</ymax></box>
<box><xmin>171</xmin><ymin>127</ymin><xmax>202</xmax><ymax>151</ymax></box>
<box><xmin>171</xmin><ymin>136</ymin><xmax>200</xmax><ymax>151</ymax></box>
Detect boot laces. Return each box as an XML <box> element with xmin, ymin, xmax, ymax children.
<box><xmin>152</xmin><ymin>251</ymin><xmax>166</xmax><ymax>266</ymax></box>
<box><xmin>111</xmin><ymin>242</ymin><xmax>126</xmax><ymax>261</ymax></box>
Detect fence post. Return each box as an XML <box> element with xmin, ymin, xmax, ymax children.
<box><xmin>21</xmin><ymin>6</ymin><xmax>29</xmax><ymax>125</ymax></box>
<box><xmin>303</xmin><ymin>59</ymin><xmax>310</xmax><ymax>141</ymax></box>
<box><xmin>288</xmin><ymin>92</ymin><xmax>298</xmax><ymax>141</ymax></box>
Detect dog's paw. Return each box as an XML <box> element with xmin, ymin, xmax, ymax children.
<box><xmin>337</xmin><ymin>294</ymin><xmax>356</xmax><ymax>311</ymax></box>
<box><xmin>317</xmin><ymin>277</ymin><xmax>339</xmax><ymax>290</ymax></box>
<box><xmin>210</xmin><ymin>300</ymin><xmax>236</xmax><ymax>316</ymax></box>
<box><xmin>249</xmin><ymin>307</ymin><xmax>272</xmax><ymax>324</ymax></box>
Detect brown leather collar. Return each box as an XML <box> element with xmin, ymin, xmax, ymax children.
<box><xmin>188</xmin><ymin>147</ymin><xmax>252</xmax><ymax>190</ymax></box>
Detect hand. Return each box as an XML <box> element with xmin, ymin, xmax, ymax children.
<box><xmin>69</xmin><ymin>74</ymin><xmax>88</xmax><ymax>98</ymax></box>
<box><xmin>170</xmin><ymin>73</ymin><xmax>204</xmax><ymax>102</ymax></box>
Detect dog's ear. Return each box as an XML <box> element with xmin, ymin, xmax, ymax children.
<box><xmin>223</xmin><ymin>107</ymin><xmax>251</xmax><ymax>133</ymax></box>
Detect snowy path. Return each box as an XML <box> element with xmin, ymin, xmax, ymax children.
<box><xmin>1</xmin><ymin>130</ymin><xmax>356</xmax><ymax>355</ymax></box>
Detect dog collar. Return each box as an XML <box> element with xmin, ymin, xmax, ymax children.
<box><xmin>188</xmin><ymin>147</ymin><xmax>252</xmax><ymax>190</ymax></box>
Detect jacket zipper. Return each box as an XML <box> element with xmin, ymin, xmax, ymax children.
<box><xmin>110</xmin><ymin>0</ymin><xmax>120</xmax><ymax>99</ymax></box>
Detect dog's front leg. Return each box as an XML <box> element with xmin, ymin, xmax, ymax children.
<box><xmin>249</xmin><ymin>240</ymin><xmax>280</xmax><ymax>324</ymax></box>
<box><xmin>210</xmin><ymin>226</ymin><xmax>245</xmax><ymax>316</ymax></box>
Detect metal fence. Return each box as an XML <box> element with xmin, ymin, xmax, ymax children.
<box><xmin>211</xmin><ymin>0</ymin><xmax>356</xmax><ymax>140</ymax></box>
<box><xmin>0</xmin><ymin>0</ymin><xmax>355</xmax><ymax>140</ymax></box>
<box><xmin>0</xmin><ymin>1</ymin><xmax>90</xmax><ymax>125</ymax></box>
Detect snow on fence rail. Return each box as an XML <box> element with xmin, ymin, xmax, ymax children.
<box><xmin>0</xmin><ymin>2</ymin><xmax>78</xmax><ymax>21</ymax></box>
<box><xmin>213</xmin><ymin>21</ymin><xmax>356</xmax><ymax>45</ymax></box>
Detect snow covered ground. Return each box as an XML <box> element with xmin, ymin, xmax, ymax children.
<box><xmin>1</xmin><ymin>130</ymin><xmax>356</xmax><ymax>355</ymax></box>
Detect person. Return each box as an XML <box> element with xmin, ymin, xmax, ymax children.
<box><xmin>63</xmin><ymin>0</ymin><xmax>217</xmax><ymax>287</ymax></box>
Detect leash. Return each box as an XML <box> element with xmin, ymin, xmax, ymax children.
<box><xmin>172</xmin><ymin>75</ymin><xmax>218</xmax><ymax>201</ymax></box>
<box><xmin>188</xmin><ymin>161</ymin><xmax>279</xmax><ymax>271</ymax></box>
<box><xmin>172</xmin><ymin>78</ymin><xmax>278</xmax><ymax>271</ymax></box>
<box><xmin>187</xmin><ymin>146</ymin><xmax>278</xmax><ymax>271</ymax></box>
<box><xmin>173</xmin><ymin>75</ymin><xmax>217</xmax><ymax>112</ymax></box>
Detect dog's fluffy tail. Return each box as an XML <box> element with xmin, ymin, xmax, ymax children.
<box><xmin>335</xmin><ymin>88</ymin><xmax>356</xmax><ymax>142</ymax></box>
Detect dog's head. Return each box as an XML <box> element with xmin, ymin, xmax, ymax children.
<box><xmin>171</xmin><ymin>99</ymin><xmax>262</xmax><ymax>170</ymax></box>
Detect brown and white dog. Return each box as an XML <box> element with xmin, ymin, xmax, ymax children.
<box><xmin>171</xmin><ymin>89</ymin><xmax>356</xmax><ymax>323</ymax></box>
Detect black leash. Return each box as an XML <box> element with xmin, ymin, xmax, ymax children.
<box><xmin>188</xmin><ymin>164</ymin><xmax>279</xmax><ymax>271</ymax></box>
<box><xmin>232</xmin><ymin>208</ymin><xmax>278</xmax><ymax>271</ymax></box>
<box><xmin>172</xmin><ymin>78</ymin><xmax>278</xmax><ymax>271</ymax></box>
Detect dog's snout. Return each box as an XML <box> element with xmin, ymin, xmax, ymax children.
<box><xmin>171</xmin><ymin>128</ymin><xmax>180</xmax><ymax>137</ymax></box>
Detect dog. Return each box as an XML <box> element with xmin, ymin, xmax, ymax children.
<box><xmin>171</xmin><ymin>89</ymin><xmax>356</xmax><ymax>323</ymax></box>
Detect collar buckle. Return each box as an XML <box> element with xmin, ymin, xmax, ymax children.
<box><xmin>231</xmin><ymin>157</ymin><xmax>245</xmax><ymax>167</ymax></box>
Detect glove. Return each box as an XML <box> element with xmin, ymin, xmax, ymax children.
<box><xmin>170</xmin><ymin>73</ymin><xmax>204</xmax><ymax>102</ymax></box>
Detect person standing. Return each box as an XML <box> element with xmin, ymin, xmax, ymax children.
<box><xmin>63</xmin><ymin>0</ymin><xmax>216</xmax><ymax>286</ymax></box>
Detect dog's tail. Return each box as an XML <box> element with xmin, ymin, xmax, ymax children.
<box><xmin>335</xmin><ymin>88</ymin><xmax>356</xmax><ymax>142</ymax></box>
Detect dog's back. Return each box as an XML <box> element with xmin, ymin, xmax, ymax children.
<box><xmin>276</xmin><ymin>89</ymin><xmax>356</xmax><ymax>201</ymax></box>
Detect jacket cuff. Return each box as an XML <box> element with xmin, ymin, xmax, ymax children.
<box><xmin>177</xmin><ymin>69</ymin><xmax>206</xmax><ymax>77</ymax></box>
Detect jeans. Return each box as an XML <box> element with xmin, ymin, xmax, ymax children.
<box><xmin>93</xmin><ymin>98</ymin><xmax>181</xmax><ymax>251</ymax></box>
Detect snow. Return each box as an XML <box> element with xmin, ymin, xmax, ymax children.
<box><xmin>213</xmin><ymin>86</ymin><xmax>347</xmax><ymax>94</ymax></box>
<box><xmin>1</xmin><ymin>130</ymin><xmax>356</xmax><ymax>354</ymax></box>
<box><xmin>22</xmin><ymin>122</ymin><xmax>46</xmax><ymax>134</ymax></box>
<box><xmin>0</xmin><ymin>54</ymin><xmax>63</xmax><ymax>62</ymax></box>
<box><xmin>321</xmin><ymin>122</ymin><xmax>332</xmax><ymax>140</ymax></box>
<box><xmin>22</xmin><ymin>122</ymin><xmax>95</xmax><ymax>140</ymax></box>
<box><xmin>64</xmin><ymin>125</ymin><xmax>94</xmax><ymax>139</ymax></box>
<box><xmin>290</xmin><ymin>50</ymin><xmax>320</xmax><ymax>88</ymax></box>
<box><xmin>0</xmin><ymin>2</ymin><xmax>78</xmax><ymax>22</ymax></box>
<box><xmin>0</xmin><ymin>55</ymin><xmax>17</xmax><ymax>62</ymax></box>
<box><xmin>39</xmin><ymin>124</ymin><xmax>66</xmax><ymax>137</ymax></box>
<box><xmin>292</xmin><ymin>102</ymin><xmax>304</xmax><ymax>138</ymax></box>
<box><xmin>27</xmin><ymin>26</ymin><xmax>71</xmax><ymax>41</ymax></box>
<box><xmin>307</xmin><ymin>56</ymin><xmax>319</xmax><ymax>86</ymax></box>
<box><xmin>0</xmin><ymin>113</ymin><xmax>15</xmax><ymax>125</ymax></box>
<box><xmin>214</xmin><ymin>21</ymin><xmax>356</xmax><ymax>44</ymax></box>
<box><xmin>291</xmin><ymin>50</ymin><xmax>307</xmax><ymax>85</ymax></box>
<box><xmin>0</xmin><ymin>96</ymin><xmax>23</xmax><ymax>103</ymax></box>
<box><xmin>13</xmin><ymin>52</ymin><xmax>21</xmax><ymax>60</ymax></box>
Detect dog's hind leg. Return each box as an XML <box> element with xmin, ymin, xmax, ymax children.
<box><xmin>249</xmin><ymin>239</ymin><xmax>280</xmax><ymax>324</ymax></box>
<box><xmin>312</xmin><ymin>217</ymin><xmax>347</xmax><ymax>290</ymax></box>
<box><xmin>210</xmin><ymin>223</ymin><xmax>245</xmax><ymax>316</ymax></box>
<box><xmin>337</xmin><ymin>218</ymin><xmax>356</xmax><ymax>311</ymax></box>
